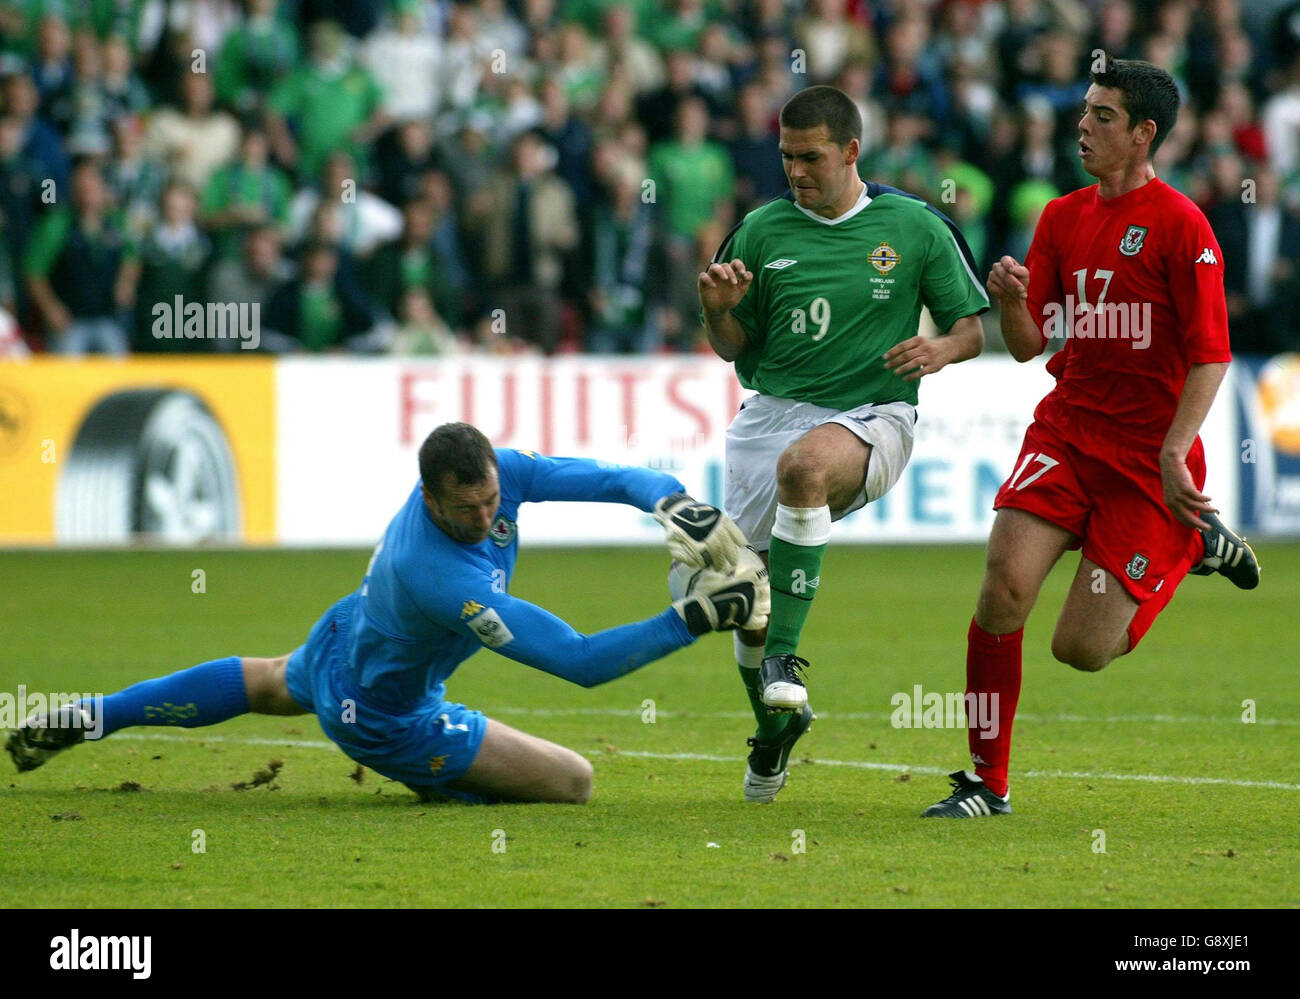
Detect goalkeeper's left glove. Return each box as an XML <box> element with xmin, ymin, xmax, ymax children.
<box><xmin>671</xmin><ymin>547</ymin><xmax>771</xmax><ymax>635</ymax></box>
<box><xmin>653</xmin><ymin>491</ymin><xmax>747</xmax><ymax>573</ymax></box>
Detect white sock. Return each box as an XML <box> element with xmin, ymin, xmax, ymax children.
<box><xmin>735</xmin><ymin>632</ymin><xmax>764</xmax><ymax>669</ymax></box>
<box><xmin>772</xmin><ymin>504</ymin><xmax>832</xmax><ymax>546</ymax></box>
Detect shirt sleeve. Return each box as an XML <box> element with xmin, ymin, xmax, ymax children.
<box><xmin>410</xmin><ymin>561</ymin><xmax>695</xmax><ymax>688</ymax></box>
<box><xmin>460</xmin><ymin>593</ymin><xmax>695</xmax><ymax>687</ymax></box>
<box><xmin>22</xmin><ymin>210</ymin><xmax>70</xmax><ymax>278</ymax></box>
<box><xmin>1024</xmin><ymin>199</ymin><xmax>1065</xmax><ymax>355</ymax></box>
<box><xmin>1171</xmin><ymin>209</ymin><xmax>1233</xmax><ymax>364</ymax></box>
<box><xmin>919</xmin><ymin>204</ymin><xmax>990</xmax><ymax>332</ymax></box>
<box><xmin>499</xmin><ymin>448</ymin><xmax>685</xmax><ymax>512</ymax></box>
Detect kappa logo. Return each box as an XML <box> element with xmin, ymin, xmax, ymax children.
<box><xmin>791</xmin><ymin>568</ymin><xmax>821</xmax><ymax>595</ymax></box>
<box><xmin>869</xmin><ymin>242</ymin><xmax>900</xmax><ymax>273</ymax></box>
<box><xmin>1119</xmin><ymin>225</ymin><xmax>1148</xmax><ymax>256</ymax></box>
<box><xmin>1195</xmin><ymin>247</ymin><xmax>1218</xmax><ymax>265</ymax></box>
<box><xmin>460</xmin><ymin>600</ymin><xmax>485</xmax><ymax>619</ymax></box>
<box><xmin>489</xmin><ymin>515</ymin><xmax>516</xmax><ymax>547</ymax></box>
<box><xmin>1125</xmin><ymin>553</ymin><xmax>1149</xmax><ymax>580</ymax></box>
<box><xmin>765</xmin><ymin>258</ymin><xmax>798</xmax><ymax>269</ymax></box>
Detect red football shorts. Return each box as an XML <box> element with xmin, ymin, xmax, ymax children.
<box><xmin>993</xmin><ymin>419</ymin><xmax>1205</xmax><ymax>650</ymax></box>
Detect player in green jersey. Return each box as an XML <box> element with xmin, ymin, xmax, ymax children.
<box><xmin>699</xmin><ymin>86</ymin><xmax>989</xmax><ymax>802</ymax></box>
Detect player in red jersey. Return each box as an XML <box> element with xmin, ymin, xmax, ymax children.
<box><xmin>923</xmin><ymin>57</ymin><xmax>1260</xmax><ymax>818</ymax></box>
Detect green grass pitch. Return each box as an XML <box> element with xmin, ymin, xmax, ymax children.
<box><xmin>1</xmin><ymin>543</ymin><xmax>1296</xmax><ymax>908</ymax></box>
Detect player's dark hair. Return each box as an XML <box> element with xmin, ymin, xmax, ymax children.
<box><xmin>419</xmin><ymin>423</ymin><xmax>498</xmax><ymax>496</ymax></box>
<box><xmin>1089</xmin><ymin>55</ymin><xmax>1180</xmax><ymax>157</ymax></box>
<box><xmin>779</xmin><ymin>85</ymin><xmax>862</xmax><ymax>148</ymax></box>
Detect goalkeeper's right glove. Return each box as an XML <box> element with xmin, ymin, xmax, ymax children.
<box><xmin>653</xmin><ymin>491</ymin><xmax>747</xmax><ymax>573</ymax></box>
<box><xmin>672</xmin><ymin>548</ymin><xmax>770</xmax><ymax>635</ymax></box>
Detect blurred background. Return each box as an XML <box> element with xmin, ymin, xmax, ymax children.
<box><xmin>0</xmin><ymin>0</ymin><xmax>1298</xmax><ymax>548</ymax></box>
<box><xmin>2</xmin><ymin>0</ymin><xmax>1300</xmax><ymax>356</ymax></box>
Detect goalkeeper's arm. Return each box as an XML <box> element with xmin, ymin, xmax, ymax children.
<box><xmin>506</xmin><ymin>450</ymin><xmax>749</xmax><ymax>573</ymax></box>
<box><xmin>478</xmin><ymin>596</ymin><xmax>695</xmax><ymax>688</ymax></box>
<box><xmin>457</xmin><ymin>561</ymin><xmax>769</xmax><ymax>688</ymax></box>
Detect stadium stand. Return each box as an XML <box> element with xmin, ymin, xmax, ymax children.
<box><xmin>1</xmin><ymin>0</ymin><xmax>1297</xmax><ymax>357</ymax></box>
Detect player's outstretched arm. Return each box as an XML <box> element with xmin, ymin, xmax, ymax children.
<box><xmin>462</xmin><ymin>563</ymin><xmax>768</xmax><ymax>689</ymax></box>
<box><xmin>509</xmin><ymin>452</ymin><xmax>745</xmax><ymax>570</ymax></box>
<box><xmin>505</xmin><ymin>450</ymin><xmax>747</xmax><ymax>572</ymax></box>
<box><xmin>514</xmin><ymin>451</ymin><xmax>688</xmax><ymax>512</ymax></box>
<box><xmin>699</xmin><ymin>258</ymin><xmax>753</xmax><ymax>361</ymax></box>
<box><xmin>987</xmin><ymin>256</ymin><xmax>1046</xmax><ymax>362</ymax></box>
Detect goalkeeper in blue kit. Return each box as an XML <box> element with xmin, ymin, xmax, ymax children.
<box><xmin>7</xmin><ymin>423</ymin><xmax>763</xmax><ymax>804</ymax></box>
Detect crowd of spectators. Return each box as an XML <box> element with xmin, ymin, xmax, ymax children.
<box><xmin>3</xmin><ymin>0</ymin><xmax>1300</xmax><ymax>358</ymax></box>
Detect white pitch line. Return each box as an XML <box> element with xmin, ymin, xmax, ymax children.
<box><xmin>594</xmin><ymin>749</ymin><xmax>950</xmax><ymax>778</ymax></box>
<box><xmin>108</xmin><ymin>732</ymin><xmax>1300</xmax><ymax>792</ymax></box>
<box><xmin>480</xmin><ymin>706</ymin><xmax>1298</xmax><ymax>727</ymax></box>
<box><xmin>1020</xmin><ymin>769</ymin><xmax>1300</xmax><ymax>792</ymax></box>
<box><xmin>598</xmin><ymin>751</ymin><xmax>1300</xmax><ymax>791</ymax></box>
<box><xmin>115</xmin><ymin>731</ymin><xmax>340</xmax><ymax>751</ymax></box>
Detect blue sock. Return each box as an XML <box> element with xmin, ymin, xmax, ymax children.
<box><xmin>91</xmin><ymin>656</ymin><xmax>249</xmax><ymax>739</ymax></box>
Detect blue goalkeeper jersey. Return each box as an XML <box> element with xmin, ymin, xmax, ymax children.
<box><xmin>336</xmin><ymin>448</ymin><xmax>695</xmax><ymax>710</ymax></box>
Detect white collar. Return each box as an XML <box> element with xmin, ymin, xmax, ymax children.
<box><xmin>792</xmin><ymin>178</ymin><xmax>871</xmax><ymax>225</ymax></box>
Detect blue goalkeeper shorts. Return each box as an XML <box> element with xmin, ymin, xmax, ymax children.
<box><xmin>286</xmin><ymin>597</ymin><xmax>489</xmax><ymax>803</ymax></box>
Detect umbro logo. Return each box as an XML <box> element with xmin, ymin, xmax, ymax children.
<box><xmin>765</xmin><ymin>258</ymin><xmax>798</xmax><ymax>269</ymax></box>
<box><xmin>791</xmin><ymin>568</ymin><xmax>820</xmax><ymax>595</ymax></box>
<box><xmin>1195</xmin><ymin>247</ymin><xmax>1218</xmax><ymax>265</ymax></box>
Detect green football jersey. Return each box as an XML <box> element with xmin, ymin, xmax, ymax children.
<box><xmin>716</xmin><ymin>183</ymin><xmax>988</xmax><ymax>411</ymax></box>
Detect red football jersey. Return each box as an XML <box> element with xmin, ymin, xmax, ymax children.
<box><xmin>1025</xmin><ymin>177</ymin><xmax>1232</xmax><ymax>458</ymax></box>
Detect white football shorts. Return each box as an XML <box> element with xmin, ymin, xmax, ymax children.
<box><xmin>724</xmin><ymin>394</ymin><xmax>916</xmax><ymax>551</ymax></box>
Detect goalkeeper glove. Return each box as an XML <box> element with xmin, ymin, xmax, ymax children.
<box><xmin>653</xmin><ymin>491</ymin><xmax>747</xmax><ymax>573</ymax></box>
<box><xmin>672</xmin><ymin>547</ymin><xmax>770</xmax><ymax>635</ymax></box>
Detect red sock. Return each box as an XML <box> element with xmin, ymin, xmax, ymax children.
<box><xmin>966</xmin><ymin>617</ymin><xmax>1023</xmax><ymax>798</ymax></box>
